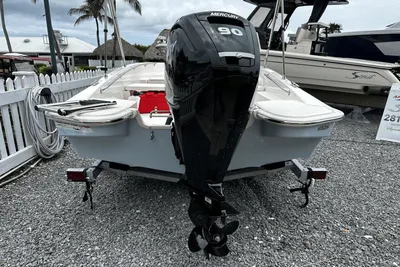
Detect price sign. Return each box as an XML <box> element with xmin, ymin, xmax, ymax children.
<box><xmin>376</xmin><ymin>83</ymin><xmax>400</xmax><ymax>142</ymax></box>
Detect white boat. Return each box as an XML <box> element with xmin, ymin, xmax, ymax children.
<box><xmin>246</xmin><ymin>0</ymin><xmax>400</xmax><ymax>107</ymax></box>
<box><xmin>36</xmin><ymin>4</ymin><xmax>343</xmax><ymax>258</ymax></box>
<box><xmin>38</xmin><ymin>62</ymin><xmax>343</xmax><ymax>173</ymax></box>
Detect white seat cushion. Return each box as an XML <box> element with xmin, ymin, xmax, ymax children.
<box><xmin>254</xmin><ymin>100</ymin><xmax>341</xmax><ymax>123</ymax></box>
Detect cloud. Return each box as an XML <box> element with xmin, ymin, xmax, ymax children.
<box><xmin>0</xmin><ymin>0</ymin><xmax>399</xmax><ymax>47</ymax></box>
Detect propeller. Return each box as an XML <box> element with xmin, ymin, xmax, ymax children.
<box><xmin>186</xmin><ymin>185</ymin><xmax>240</xmax><ymax>259</ymax></box>
<box><xmin>188</xmin><ymin>219</ymin><xmax>239</xmax><ymax>258</ymax></box>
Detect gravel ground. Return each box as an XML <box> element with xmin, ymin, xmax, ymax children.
<box><xmin>0</xmin><ymin>109</ymin><xmax>399</xmax><ymax>267</ymax></box>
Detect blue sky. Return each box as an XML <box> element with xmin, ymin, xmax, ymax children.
<box><xmin>1</xmin><ymin>0</ymin><xmax>400</xmax><ymax>47</ymax></box>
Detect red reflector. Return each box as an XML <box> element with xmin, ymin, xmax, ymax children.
<box><xmin>66</xmin><ymin>168</ymin><xmax>87</xmax><ymax>182</ymax></box>
<box><xmin>309</xmin><ymin>168</ymin><xmax>327</xmax><ymax>180</ymax></box>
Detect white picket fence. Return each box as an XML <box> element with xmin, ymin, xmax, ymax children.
<box><xmin>0</xmin><ymin>70</ymin><xmax>105</xmax><ymax>177</ymax></box>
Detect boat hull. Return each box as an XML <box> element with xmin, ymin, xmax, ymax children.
<box><xmin>58</xmin><ymin>116</ymin><xmax>335</xmax><ymax>176</ymax></box>
<box><xmin>263</xmin><ymin>50</ymin><xmax>400</xmax><ymax>95</ymax></box>
<box><xmin>326</xmin><ymin>30</ymin><xmax>400</xmax><ymax>63</ymax></box>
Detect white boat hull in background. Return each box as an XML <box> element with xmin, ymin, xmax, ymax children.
<box><xmin>263</xmin><ymin>50</ymin><xmax>400</xmax><ymax>95</ymax></box>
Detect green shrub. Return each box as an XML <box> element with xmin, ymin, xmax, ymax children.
<box><xmin>73</xmin><ymin>65</ymin><xmax>97</xmax><ymax>72</ymax></box>
<box><xmin>38</xmin><ymin>65</ymin><xmax>53</xmax><ymax>76</ymax></box>
<box><xmin>82</xmin><ymin>66</ymin><xmax>97</xmax><ymax>71</ymax></box>
<box><xmin>34</xmin><ymin>63</ymin><xmax>47</xmax><ymax>69</ymax></box>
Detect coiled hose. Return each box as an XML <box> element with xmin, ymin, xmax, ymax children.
<box><xmin>25</xmin><ymin>86</ymin><xmax>65</xmax><ymax>159</ymax></box>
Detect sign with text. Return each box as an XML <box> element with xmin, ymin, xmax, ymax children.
<box><xmin>376</xmin><ymin>83</ymin><xmax>400</xmax><ymax>142</ymax></box>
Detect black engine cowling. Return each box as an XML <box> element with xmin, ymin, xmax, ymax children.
<box><xmin>165</xmin><ymin>11</ymin><xmax>260</xmax><ymax>200</ymax></box>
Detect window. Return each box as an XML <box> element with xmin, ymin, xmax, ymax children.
<box><xmin>250</xmin><ymin>7</ymin><xmax>271</xmax><ymax>27</ymax></box>
<box><xmin>267</xmin><ymin>13</ymin><xmax>288</xmax><ymax>31</ymax></box>
<box><xmin>14</xmin><ymin>60</ymin><xmax>35</xmax><ymax>71</ymax></box>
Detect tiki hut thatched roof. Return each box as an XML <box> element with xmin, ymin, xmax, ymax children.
<box><xmin>144</xmin><ymin>29</ymin><xmax>170</xmax><ymax>62</ymax></box>
<box><xmin>93</xmin><ymin>38</ymin><xmax>143</xmax><ymax>59</ymax></box>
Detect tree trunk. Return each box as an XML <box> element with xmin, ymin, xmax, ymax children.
<box><xmin>95</xmin><ymin>17</ymin><xmax>103</xmax><ymax>65</ymax></box>
<box><xmin>111</xmin><ymin>0</ymin><xmax>117</xmax><ymax>68</ymax></box>
<box><xmin>52</xmin><ymin>31</ymin><xmax>65</xmax><ymax>71</ymax></box>
<box><xmin>95</xmin><ymin>17</ymin><xmax>100</xmax><ymax>47</ymax></box>
<box><xmin>112</xmin><ymin>30</ymin><xmax>117</xmax><ymax>68</ymax></box>
<box><xmin>0</xmin><ymin>0</ymin><xmax>12</xmax><ymax>53</ymax></box>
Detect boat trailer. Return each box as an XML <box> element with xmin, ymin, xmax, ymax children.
<box><xmin>66</xmin><ymin>158</ymin><xmax>327</xmax><ymax>209</ymax></box>
<box><xmin>65</xmin><ymin>158</ymin><xmax>327</xmax><ymax>257</ymax></box>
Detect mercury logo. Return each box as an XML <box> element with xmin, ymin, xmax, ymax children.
<box><xmin>210</xmin><ymin>12</ymin><xmax>239</xmax><ymax>19</ymax></box>
<box><xmin>236</xmin><ymin>53</ymin><xmax>242</xmax><ymax>58</ymax></box>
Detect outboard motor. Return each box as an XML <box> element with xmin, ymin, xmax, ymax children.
<box><xmin>165</xmin><ymin>11</ymin><xmax>260</xmax><ymax>258</ymax></box>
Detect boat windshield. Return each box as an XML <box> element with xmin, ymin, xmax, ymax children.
<box><xmin>267</xmin><ymin>12</ymin><xmax>288</xmax><ymax>31</ymax></box>
<box><xmin>249</xmin><ymin>7</ymin><xmax>271</xmax><ymax>27</ymax></box>
<box><xmin>249</xmin><ymin>6</ymin><xmax>288</xmax><ymax>31</ymax></box>
<box><xmin>14</xmin><ymin>60</ymin><xmax>36</xmax><ymax>72</ymax></box>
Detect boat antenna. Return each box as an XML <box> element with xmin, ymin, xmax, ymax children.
<box><xmin>263</xmin><ymin>0</ymin><xmax>281</xmax><ymax>69</ymax></box>
<box><xmin>262</xmin><ymin>0</ymin><xmax>287</xmax><ymax>79</ymax></box>
<box><xmin>107</xmin><ymin>0</ymin><xmax>126</xmax><ymax>67</ymax></box>
<box><xmin>103</xmin><ymin>4</ymin><xmax>108</xmax><ymax>76</ymax></box>
<box><xmin>280</xmin><ymin>0</ymin><xmax>286</xmax><ymax>79</ymax></box>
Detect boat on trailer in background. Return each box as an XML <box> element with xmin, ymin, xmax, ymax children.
<box><xmin>245</xmin><ymin>0</ymin><xmax>400</xmax><ymax>108</ymax></box>
<box><xmin>35</xmin><ymin>1</ymin><xmax>344</xmax><ymax>259</ymax></box>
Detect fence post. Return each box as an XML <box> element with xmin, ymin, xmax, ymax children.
<box><xmin>51</xmin><ymin>74</ymin><xmax>57</xmax><ymax>84</ymax></box>
<box><xmin>0</xmin><ymin>79</ymin><xmax>8</xmax><ymax>158</ymax></box>
<box><xmin>6</xmin><ymin>78</ymin><xmax>24</xmax><ymax>151</ymax></box>
<box><xmin>34</xmin><ymin>73</ymin><xmax>40</xmax><ymax>86</ymax></box>
<box><xmin>44</xmin><ymin>74</ymin><xmax>51</xmax><ymax>85</ymax></box>
<box><xmin>39</xmin><ymin>73</ymin><xmax>45</xmax><ymax>86</ymax></box>
<box><xmin>0</xmin><ymin>79</ymin><xmax>16</xmax><ymax>155</ymax></box>
<box><xmin>14</xmin><ymin>77</ymin><xmax>33</xmax><ymax>146</ymax></box>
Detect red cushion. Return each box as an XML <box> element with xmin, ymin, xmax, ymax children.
<box><xmin>138</xmin><ymin>91</ymin><xmax>170</xmax><ymax>113</ymax></box>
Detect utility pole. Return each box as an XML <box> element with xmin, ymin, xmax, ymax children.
<box><xmin>43</xmin><ymin>0</ymin><xmax>57</xmax><ymax>74</ymax></box>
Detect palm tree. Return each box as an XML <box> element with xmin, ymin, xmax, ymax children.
<box><xmin>110</xmin><ymin>0</ymin><xmax>142</xmax><ymax>67</ymax></box>
<box><xmin>68</xmin><ymin>0</ymin><xmax>114</xmax><ymax>47</ymax></box>
<box><xmin>324</xmin><ymin>23</ymin><xmax>343</xmax><ymax>34</ymax></box>
<box><xmin>0</xmin><ymin>0</ymin><xmax>12</xmax><ymax>52</ymax></box>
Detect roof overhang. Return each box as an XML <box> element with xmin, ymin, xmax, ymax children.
<box><xmin>244</xmin><ymin>0</ymin><xmax>349</xmax><ymax>6</ymax></box>
<box><xmin>0</xmin><ymin>54</ymin><xmax>33</xmax><ymax>61</ymax></box>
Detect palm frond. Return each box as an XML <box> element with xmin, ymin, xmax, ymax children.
<box><xmin>124</xmin><ymin>0</ymin><xmax>142</xmax><ymax>15</ymax></box>
<box><xmin>68</xmin><ymin>6</ymin><xmax>90</xmax><ymax>16</ymax></box>
<box><xmin>74</xmin><ymin>14</ymin><xmax>93</xmax><ymax>26</ymax></box>
<box><xmin>106</xmin><ymin>16</ymin><xmax>114</xmax><ymax>25</ymax></box>
<box><xmin>98</xmin><ymin>14</ymin><xmax>114</xmax><ymax>26</ymax></box>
